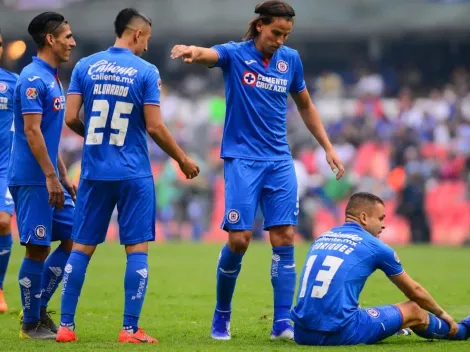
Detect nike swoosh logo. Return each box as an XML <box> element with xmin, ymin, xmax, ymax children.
<box><xmin>28</xmin><ymin>76</ymin><xmax>41</xmax><ymax>82</ymax></box>
<box><xmin>284</xmin><ymin>264</ymin><xmax>296</xmax><ymax>269</ymax></box>
<box><xmin>0</xmin><ymin>249</ymin><xmax>10</xmax><ymax>255</ymax></box>
<box><xmin>219</xmin><ymin>268</ymin><xmax>237</xmax><ymax>274</ymax></box>
<box><xmin>245</xmin><ymin>60</ymin><xmax>256</xmax><ymax>65</ymax></box>
<box><xmin>131</xmin><ymin>336</ymin><xmax>149</xmax><ymax>343</ymax></box>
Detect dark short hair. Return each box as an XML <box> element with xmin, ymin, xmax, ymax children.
<box><xmin>28</xmin><ymin>12</ymin><xmax>68</xmax><ymax>48</ymax></box>
<box><xmin>114</xmin><ymin>8</ymin><xmax>152</xmax><ymax>38</ymax></box>
<box><xmin>345</xmin><ymin>192</ymin><xmax>385</xmax><ymax>217</ymax></box>
<box><xmin>243</xmin><ymin>1</ymin><xmax>295</xmax><ymax>41</ymax></box>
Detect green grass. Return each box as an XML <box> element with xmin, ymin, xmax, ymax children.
<box><xmin>1</xmin><ymin>243</ymin><xmax>470</xmax><ymax>351</ymax></box>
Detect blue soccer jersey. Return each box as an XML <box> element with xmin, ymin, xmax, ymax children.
<box><xmin>0</xmin><ymin>68</ymin><xmax>18</xmax><ymax>177</ymax></box>
<box><xmin>68</xmin><ymin>47</ymin><xmax>161</xmax><ymax>180</ymax></box>
<box><xmin>8</xmin><ymin>57</ymin><xmax>66</xmax><ymax>186</ymax></box>
<box><xmin>291</xmin><ymin>222</ymin><xmax>404</xmax><ymax>332</ymax></box>
<box><xmin>211</xmin><ymin>40</ymin><xmax>306</xmax><ymax>161</ymax></box>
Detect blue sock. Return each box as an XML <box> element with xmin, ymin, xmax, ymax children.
<box><xmin>41</xmin><ymin>245</ymin><xmax>69</xmax><ymax>309</ymax></box>
<box><xmin>215</xmin><ymin>244</ymin><xmax>244</xmax><ymax>312</ymax></box>
<box><xmin>123</xmin><ymin>252</ymin><xmax>149</xmax><ymax>333</ymax></box>
<box><xmin>271</xmin><ymin>246</ymin><xmax>296</xmax><ymax>324</ymax></box>
<box><xmin>60</xmin><ymin>250</ymin><xmax>91</xmax><ymax>328</ymax></box>
<box><xmin>415</xmin><ymin>313</ymin><xmax>468</xmax><ymax>340</ymax></box>
<box><xmin>0</xmin><ymin>233</ymin><xmax>13</xmax><ymax>290</ymax></box>
<box><xmin>18</xmin><ymin>257</ymin><xmax>44</xmax><ymax>324</ymax></box>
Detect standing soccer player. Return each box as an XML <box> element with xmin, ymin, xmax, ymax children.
<box><xmin>0</xmin><ymin>29</ymin><xmax>18</xmax><ymax>313</ymax></box>
<box><xmin>8</xmin><ymin>12</ymin><xmax>77</xmax><ymax>339</ymax></box>
<box><xmin>57</xmin><ymin>8</ymin><xmax>199</xmax><ymax>343</ymax></box>
<box><xmin>171</xmin><ymin>0</ymin><xmax>344</xmax><ymax>340</ymax></box>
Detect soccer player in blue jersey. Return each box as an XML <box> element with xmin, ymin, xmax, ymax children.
<box><xmin>56</xmin><ymin>8</ymin><xmax>199</xmax><ymax>344</ymax></box>
<box><xmin>292</xmin><ymin>192</ymin><xmax>470</xmax><ymax>346</ymax></box>
<box><xmin>0</xmin><ymin>29</ymin><xmax>18</xmax><ymax>313</ymax></box>
<box><xmin>8</xmin><ymin>12</ymin><xmax>77</xmax><ymax>339</ymax></box>
<box><xmin>171</xmin><ymin>0</ymin><xmax>344</xmax><ymax>340</ymax></box>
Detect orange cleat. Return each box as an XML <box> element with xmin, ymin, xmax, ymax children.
<box><xmin>118</xmin><ymin>328</ymin><xmax>158</xmax><ymax>344</ymax></box>
<box><xmin>56</xmin><ymin>326</ymin><xmax>78</xmax><ymax>342</ymax></box>
<box><xmin>0</xmin><ymin>289</ymin><xmax>7</xmax><ymax>313</ymax></box>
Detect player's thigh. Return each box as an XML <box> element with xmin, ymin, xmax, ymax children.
<box><xmin>347</xmin><ymin>306</ymin><xmax>403</xmax><ymax>345</ymax></box>
<box><xmin>0</xmin><ymin>177</ymin><xmax>14</xmax><ymax>220</ymax></box>
<box><xmin>260</xmin><ymin>160</ymin><xmax>298</xmax><ymax>230</ymax></box>
<box><xmin>221</xmin><ymin>158</ymin><xmax>265</xmax><ymax>231</ymax></box>
<box><xmin>116</xmin><ymin>176</ymin><xmax>156</xmax><ymax>245</ymax></box>
<box><xmin>72</xmin><ymin>179</ymin><xmax>116</xmax><ymax>246</ymax></box>
<box><xmin>10</xmin><ymin>186</ymin><xmax>53</xmax><ymax>247</ymax></box>
<box><xmin>52</xmin><ymin>189</ymin><xmax>75</xmax><ymax>242</ymax></box>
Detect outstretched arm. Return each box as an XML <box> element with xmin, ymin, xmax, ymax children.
<box><xmin>291</xmin><ymin>88</ymin><xmax>344</xmax><ymax>180</ymax></box>
<box><xmin>170</xmin><ymin>45</ymin><xmax>219</xmax><ymax>66</ymax></box>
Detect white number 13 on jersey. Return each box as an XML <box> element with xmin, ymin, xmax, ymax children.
<box><xmin>86</xmin><ymin>100</ymin><xmax>133</xmax><ymax>146</ymax></box>
<box><xmin>299</xmin><ymin>255</ymin><xmax>344</xmax><ymax>299</ymax></box>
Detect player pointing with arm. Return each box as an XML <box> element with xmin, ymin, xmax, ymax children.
<box><xmin>56</xmin><ymin>8</ymin><xmax>199</xmax><ymax>344</ymax></box>
<box><xmin>171</xmin><ymin>0</ymin><xmax>344</xmax><ymax>341</ymax></box>
<box><xmin>292</xmin><ymin>192</ymin><xmax>470</xmax><ymax>346</ymax></box>
<box><xmin>8</xmin><ymin>12</ymin><xmax>77</xmax><ymax>339</ymax></box>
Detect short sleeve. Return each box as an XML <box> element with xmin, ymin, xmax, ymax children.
<box><xmin>143</xmin><ymin>66</ymin><xmax>161</xmax><ymax>106</ymax></box>
<box><xmin>210</xmin><ymin>41</ymin><xmax>238</xmax><ymax>71</ymax></box>
<box><xmin>377</xmin><ymin>244</ymin><xmax>404</xmax><ymax>277</ymax></box>
<box><xmin>19</xmin><ymin>76</ymin><xmax>47</xmax><ymax>115</ymax></box>
<box><xmin>289</xmin><ymin>51</ymin><xmax>306</xmax><ymax>94</ymax></box>
<box><xmin>68</xmin><ymin>60</ymin><xmax>82</xmax><ymax>95</ymax></box>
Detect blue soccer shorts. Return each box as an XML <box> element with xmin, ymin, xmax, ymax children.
<box><xmin>0</xmin><ymin>177</ymin><xmax>14</xmax><ymax>215</ymax></box>
<box><xmin>294</xmin><ymin>305</ymin><xmax>403</xmax><ymax>346</ymax></box>
<box><xmin>221</xmin><ymin>158</ymin><xmax>298</xmax><ymax>231</ymax></box>
<box><xmin>72</xmin><ymin>176</ymin><xmax>156</xmax><ymax>246</ymax></box>
<box><xmin>10</xmin><ymin>185</ymin><xmax>74</xmax><ymax>247</ymax></box>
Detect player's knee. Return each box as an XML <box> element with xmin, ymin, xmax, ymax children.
<box><xmin>269</xmin><ymin>225</ymin><xmax>295</xmax><ymax>246</ymax></box>
<box><xmin>60</xmin><ymin>239</ymin><xmax>74</xmax><ymax>254</ymax></box>
<box><xmin>228</xmin><ymin>230</ymin><xmax>251</xmax><ymax>253</ymax></box>
<box><xmin>0</xmin><ymin>212</ymin><xmax>11</xmax><ymax>234</ymax></box>
<box><xmin>400</xmin><ymin>301</ymin><xmax>428</xmax><ymax>327</ymax></box>
<box><xmin>25</xmin><ymin>244</ymin><xmax>50</xmax><ymax>262</ymax></box>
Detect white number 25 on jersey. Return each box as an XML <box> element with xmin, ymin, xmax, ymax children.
<box><xmin>299</xmin><ymin>255</ymin><xmax>344</xmax><ymax>299</ymax></box>
<box><xmin>86</xmin><ymin>100</ymin><xmax>133</xmax><ymax>146</ymax></box>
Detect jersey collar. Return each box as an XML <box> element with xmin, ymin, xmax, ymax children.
<box><xmin>342</xmin><ymin>222</ymin><xmax>364</xmax><ymax>231</ymax></box>
<box><xmin>108</xmin><ymin>47</ymin><xmax>133</xmax><ymax>55</ymax></box>
<box><xmin>32</xmin><ymin>56</ymin><xmax>58</xmax><ymax>75</ymax></box>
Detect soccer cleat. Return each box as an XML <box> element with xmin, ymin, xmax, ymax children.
<box><xmin>118</xmin><ymin>328</ymin><xmax>158</xmax><ymax>344</ymax></box>
<box><xmin>459</xmin><ymin>316</ymin><xmax>470</xmax><ymax>340</ymax></box>
<box><xmin>56</xmin><ymin>326</ymin><xmax>78</xmax><ymax>342</ymax></box>
<box><xmin>40</xmin><ymin>308</ymin><xmax>58</xmax><ymax>333</ymax></box>
<box><xmin>270</xmin><ymin>320</ymin><xmax>294</xmax><ymax>340</ymax></box>
<box><xmin>0</xmin><ymin>289</ymin><xmax>7</xmax><ymax>313</ymax></box>
<box><xmin>211</xmin><ymin>310</ymin><xmax>231</xmax><ymax>340</ymax></box>
<box><xmin>19</xmin><ymin>322</ymin><xmax>57</xmax><ymax>340</ymax></box>
<box><xmin>396</xmin><ymin>328</ymin><xmax>412</xmax><ymax>336</ymax></box>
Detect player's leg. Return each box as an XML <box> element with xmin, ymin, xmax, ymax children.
<box><xmin>261</xmin><ymin>160</ymin><xmax>298</xmax><ymax>340</ymax></box>
<box><xmin>395</xmin><ymin>301</ymin><xmax>470</xmax><ymax>340</ymax></box>
<box><xmin>10</xmin><ymin>186</ymin><xmax>56</xmax><ymax>339</ymax></box>
<box><xmin>116</xmin><ymin>176</ymin><xmax>157</xmax><ymax>343</ymax></box>
<box><xmin>0</xmin><ymin>178</ymin><xmax>14</xmax><ymax>313</ymax></box>
<box><xmin>39</xmin><ymin>190</ymin><xmax>75</xmax><ymax>332</ymax></box>
<box><xmin>212</xmin><ymin>159</ymin><xmax>264</xmax><ymax>340</ymax></box>
<box><xmin>57</xmin><ymin>180</ymin><xmax>115</xmax><ymax>343</ymax></box>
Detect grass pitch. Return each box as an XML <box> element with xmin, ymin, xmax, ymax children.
<box><xmin>1</xmin><ymin>242</ymin><xmax>469</xmax><ymax>351</ymax></box>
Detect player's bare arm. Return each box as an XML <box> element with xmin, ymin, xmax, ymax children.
<box><xmin>65</xmin><ymin>94</ymin><xmax>85</xmax><ymax>137</ymax></box>
<box><xmin>23</xmin><ymin>113</ymin><xmax>65</xmax><ymax>208</ymax></box>
<box><xmin>58</xmin><ymin>153</ymin><xmax>77</xmax><ymax>201</ymax></box>
<box><xmin>291</xmin><ymin>88</ymin><xmax>345</xmax><ymax>180</ymax></box>
<box><xmin>143</xmin><ymin>104</ymin><xmax>200</xmax><ymax>179</ymax></box>
<box><xmin>170</xmin><ymin>45</ymin><xmax>219</xmax><ymax>66</ymax></box>
<box><xmin>390</xmin><ymin>271</ymin><xmax>459</xmax><ymax>335</ymax></box>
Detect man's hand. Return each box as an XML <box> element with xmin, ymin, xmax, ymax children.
<box><xmin>46</xmin><ymin>174</ymin><xmax>65</xmax><ymax>209</ymax></box>
<box><xmin>325</xmin><ymin>148</ymin><xmax>345</xmax><ymax>180</ymax></box>
<box><xmin>178</xmin><ymin>156</ymin><xmax>200</xmax><ymax>179</ymax></box>
<box><xmin>170</xmin><ymin>45</ymin><xmax>196</xmax><ymax>64</ymax></box>
<box><xmin>60</xmin><ymin>175</ymin><xmax>77</xmax><ymax>202</ymax></box>
<box><xmin>438</xmin><ymin>312</ymin><xmax>459</xmax><ymax>336</ymax></box>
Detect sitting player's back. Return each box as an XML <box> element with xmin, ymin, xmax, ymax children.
<box><xmin>291</xmin><ymin>222</ymin><xmax>403</xmax><ymax>332</ymax></box>
<box><xmin>68</xmin><ymin>47</ymin><xmax>160</xmax><ymax>180</ymax></box>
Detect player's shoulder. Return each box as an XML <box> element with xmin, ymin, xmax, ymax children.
<box><xmin>18</xmin><ymin>62</ymin><xmax>47</xmax><ymax>85</ymax></box>
<box><xmin>74</xmin><ymin>50</ymin><xmax>108</xmax><ymax>69</ymax></box>
<box><xmin>278</xmin><ymin>45</ymin><xmax>300</xmax><ymax>59</ymax></box>
<box><xmin>0</xmin><ymin>68</ymin><xmax>19</xmax><ymax>83</ymax></box>
<box><xmin>133</xmin><ymin>56</ymin><xmax>159</xmax><ymax>74</ymax></box>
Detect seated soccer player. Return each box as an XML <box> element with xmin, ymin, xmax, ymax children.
<box><xmin>291</xmin><ymin>192</ymin><xmax>470</xmax><ymax>346</ymax></box>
